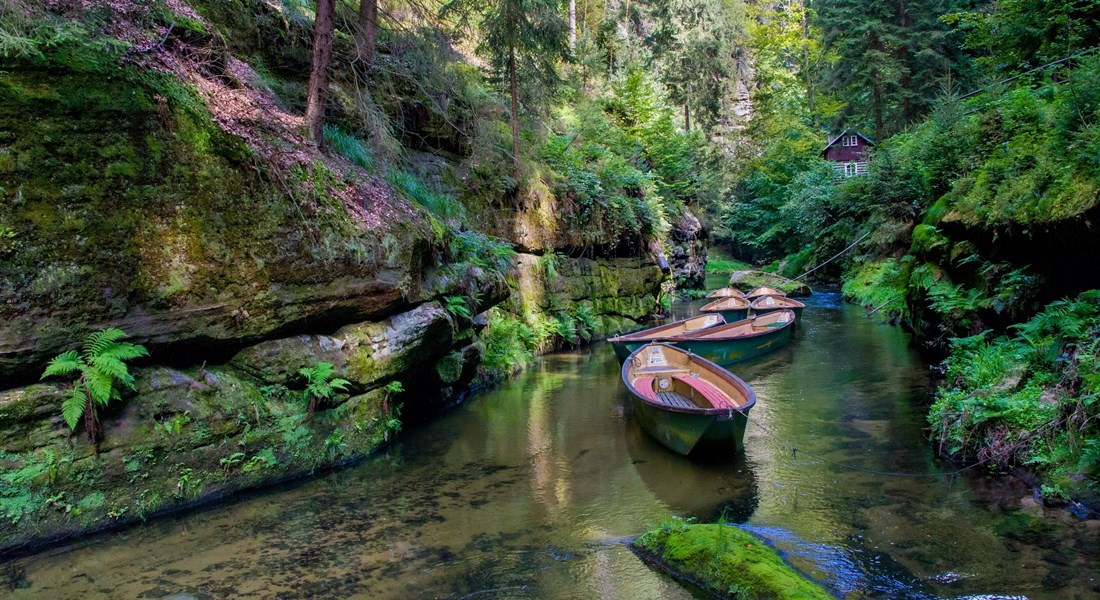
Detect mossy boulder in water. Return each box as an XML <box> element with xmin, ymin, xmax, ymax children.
<box><xmin>728</xmin><ymin>271</ymin><xmax>812</xmax><ymax>297</ymax></box>
<box><xmin>631</xmin><ymin>523</ymin><xmax>833</xmax><ymax>599</ymax></box>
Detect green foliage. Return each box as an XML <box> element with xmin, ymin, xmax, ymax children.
<box><xmin>298</xmin><ymin>362</ymin><xmax>351</xmax><ymax>415</ymax></box>
<box><xmin>40</xmin><ymin>328</ymin><xmax>148</xmax><ymax>442</ymax></box>
<box><xmin>385</xmin><ymin>168</ymin><xmax>466</xmax><ymax>222</ymax></box>
<box><xmin>383</xmin><ymin>381</ymin><xmax>405</xmax><ymax>395</ymax></box>
<box><xmin>444</xmin><ymin>295</ymin><xmax>472</xmax><ymax>320</ymax></box>
<box><xmin>929</xmin><ymin>291</ymin><xmax>1100</xmax><ymax>497</ymax></box>
<box><xmin>479</xmin><ymin>308</ymin><xmax>538</xmax><ymax>381</ymax></box>
<box><xmin>324</xmin><ymin>124</ymin><xmax>374</xmax><ymax>173</ymax></box>
<box><xmin>842</xmin><ymin>259</ymin><xmax>908</xmax><ymax>318</ymax></box>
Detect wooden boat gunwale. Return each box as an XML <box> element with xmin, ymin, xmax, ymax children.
<box><xmin>671</xmin><ymin>310</ymin><xmax>796</xmax><ymax>342</ymax></box>
<box><xmin>699</xmin><ymin>296</ymin><xmax>751</xmax><ymax>313</ymax></box>
<box><xmin>608</xmin><ymin>314</ymin><xmax>726</xmax><ymax>344</ymax></box>
<box><xmin>705</xmin><ymin>287</ymin><xmax>748</xmax><ymax>299</ymax></box>
<box><xmin>621</xmin><ymin>344</ymin><xmax>757</xmax><ymax>417</ymax></box>
<box><xmin>749</xmin><ymin>294</ymin><xmax>806</xmax><ymax>310</ymax></box>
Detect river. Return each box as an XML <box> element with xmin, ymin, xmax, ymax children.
<box><xmin>5</xmin><ymin>290</ymin><xmax>1098</xmax><ymax>598</ymax></box>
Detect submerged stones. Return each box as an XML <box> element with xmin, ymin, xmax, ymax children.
<box><xmin>631</xmin><ymin>523</ymin><xmax>833</xmax><ymax>599</ymax></box>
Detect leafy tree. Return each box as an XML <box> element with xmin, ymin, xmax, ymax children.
<box><xmin>299</xmin><ymin>362</ymin><xmax>351</xmax><ymax>415</ymax></box>
<box><xmin>41</xmin><ymin>328</ymin><xmax>148</xmax><ymax>443</ymax></box>
<box><xmin>442</xmin><ymin>0</ymin><xmax>568</xmax><ymax>186</ymax></box>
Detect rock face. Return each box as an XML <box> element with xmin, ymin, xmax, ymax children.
<box><xmin>0</xmin><ymin>301</ymin><xmax>477</xmax><ymax>554</ymax></box>
<box><xmin>509</xmin><ymin>253</ymin><xmax>666</xmax><ymax>343</ymax></box>
<box><xmin>667</xmin><ymin>211</ymin><xmax>708</xmax><ymax>289</ymax></box>
<box><xmin>0</xmin><ymin>69</ymin><xmax>446</xmax><ymax>383</ymax></box>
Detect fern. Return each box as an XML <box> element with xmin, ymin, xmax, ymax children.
<box><xmin>41</xmin><ymin>328</ymin><xmax>148</xmax><ymax>442</ymax></box>
<box><xmin>299</xmin><ymin>362</ymin><xmax>352</xmax><ymax>415</ymax></box>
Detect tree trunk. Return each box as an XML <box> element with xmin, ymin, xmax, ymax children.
<box><xmin>569</xmin><ymin>0</ymin><xmax>577</xmax><ymax>53</ymax></box>
<box><xmin>356</xmin><ymin>0</ymin><xmax>378</xmax><ymax>74</ymax></box>
<box><xmin>897</xmin><ymin>0</ymin><xmax>912</xmax><ymax>126</ymax></box>
<box><xmin>872</xmin><ymin>68</ymin><xmax>884</xmax><ymax>142</ymax></box>
<box><xmin>684</xmin><ymin>103</ymin><xmax>690</xmax><ymax>131</ymax></box>
<box><xmin>801</xmin><ymin>0</ymin><xmax>814</xmax><ymax>121</ymax></box>
<box><xmin>509</xmin><ymin>45</ymin><xmax>521</xmax><ymax>187</ymax></box>
<box><xmin>305</xmin><ymin>0</ymin><xmax>336</xmax><ymax>147</ymax></box>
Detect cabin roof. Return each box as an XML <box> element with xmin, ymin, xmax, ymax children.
<box><xmin>820</xmin><ymin>128</ymin><xmax>876</xmax><ymax>155</ymax></box>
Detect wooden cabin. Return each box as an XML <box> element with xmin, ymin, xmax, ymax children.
<box><xmin>821</xmin><ymin>128</ymin><xmax>874</xmax><ymax>178</ymax></box>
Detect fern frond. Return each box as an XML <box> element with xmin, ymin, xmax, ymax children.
<box><xmin>41</xmin><ymin>351</ymin><xmax>83</xmax><ymax>379</ymax></box>
<box><xmin>99</xmin><ymin>341</ymin><xmax>149</xmax><ymax>363</ymax></box>
<box><xmin>61</xmin><ymin>388</ymin><xmax>87</xmax><ymax>430</ymax></box>
<box><xmin>330</xmin><ymin>378</ymin><xmax>351</xmax><ymax>393</ymax></box>
<box><xmin>314</xmin><ymin>362</ymin><xmax>335</xmax><ymax>381</ymax></box>
<box><xmin>91</xmin><ymin>354</ymin><xmax>130</xmax><ymax>384</ymax></box>
<box><xmin>84</xmin><ymin>371</ymin><xmax>114</xmax><ymax>405</ymax></box>
<box><xmin>82</xmin><ymin>327</ymin><xmax>127</xmax><ymax>360</ymax></box>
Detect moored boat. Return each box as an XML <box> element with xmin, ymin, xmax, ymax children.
<box><xmin>608</xmin><ymin>314</ymin><xmax>725</xmax><ymax>362</ymax></box>
<box><xmin>746</xmin><ymin>286</ymin><xmax>787</xmax><ymax>299</ymax></box>
<box><xmin>705</xmin><ymin>287</ymin><xmax>748</xmax><ymax>299</ymax></box>
<box><xmin>669</xmin><ymin>310</ymin><xmax>796</xmax><ymax>365</ymax></box>
<box><xmin>750</xmin><ymin>294</ymin><xmax>805</xmax><ymax>323</ymax></box>
<box><xmin>622</xmin><ymin>343</ymin><xmax>757</xmax><ymax>456</ymax></box>
<box><xmin>699</xmin><ymin>296</ymin><xmax>751</xmax><ymax>323</ymax></box>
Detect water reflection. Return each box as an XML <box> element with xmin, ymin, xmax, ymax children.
<box><xmin>624</xmin><ymin>420</ymin><xmax>759</xmax><ymax>523</ymax></box>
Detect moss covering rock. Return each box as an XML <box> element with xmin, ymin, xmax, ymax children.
<box><xmin>728</xmin><ymin>270</ymin><xmax>812</xmax><ymax>297</ymax></box>
<box><xmin>631</xmin><ymin>522</ymin><xmax>833</xmax><ymax>599</ymax></box>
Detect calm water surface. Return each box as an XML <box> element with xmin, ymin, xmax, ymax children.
<box><xmin>6</xmin><ymin>289</ymin><xmax>1099</xmax><ymax>598</ymax></box>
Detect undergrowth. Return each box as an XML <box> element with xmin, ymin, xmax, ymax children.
<box><xmin>929</xmin><ymin>290</ymin><xmax>1100</xmax><ymax>502</ymax></box>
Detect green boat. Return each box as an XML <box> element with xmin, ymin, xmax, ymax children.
<box><xmin>699</xmin><ymin>296</ymin><xmax>751</xmax><ymax>323</ymax></box>
<box><xmin>750</xmin><ymin>294</ymin><xmax>805</xmax><ymax>324</ymax></box>
<box><xmin>669</xmin><ymin>310</ymin><xmax>796</xmax><ymax>366</ymax></box>
<box><xmin>608</xmin><ymin>313</ymin><xmax>725</xmax><ymax>363</ymax></box>
<box><xmin>622</xmin><ymin>343</ymin><xmax>757</xmax><ymax>456</ymax></box>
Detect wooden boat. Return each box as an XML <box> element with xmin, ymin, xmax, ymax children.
<box><xmin>705</xmin><ymin>287</ymin><xmax>747</xmax><ymax>299</ymax></box>
<box><xmin>750</xmin><ymin>294</ymin><xmax>805</xmax><ymax>323</ymax></box>
<box><xmin>699</xmin><ymin>296</ymin><xmax>751</xmax><ymax>323</ymax></box>
<box><xmin>746</xmin><ymin>286</ymin><xmax>787</xmax><ymax>299</ymax></box>
<box><xmin>622</xmin><ymin>343</ymin><xmax>757</xmax><ymax>456</ymax></box>
<box><xmin>669</xmin><ymin>310</ymin><xmax>796</xmax><ymax>366</ymax></box>
<box><xmin>608</xmin><ymin>314</ymin><xmax>725</xmax><ymax>362</ymax></box>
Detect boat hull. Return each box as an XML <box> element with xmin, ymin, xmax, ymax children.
<box><xmin>671</xmin><ymin>323</ymin><xmax>793</xmax><ymax>365</ymax></box>
<box><xmin>703</xmin><ymin>307</ymin><xmax>750</xmax><ymax>323</ymax></box>
<box><xmin>631</xmin><ymin>395</ymin><xmax>750</xmax><ymax>456</ymax></box>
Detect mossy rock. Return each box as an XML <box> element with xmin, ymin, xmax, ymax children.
<box><xmin>728</xmin><ymin>271</ymin><xmax>812</xmax><ymax>297</ymax></box>
<box><xmin>631</xmin><ymin>523</ymin><xmax>833</xmax><ymax>599</ymax></box>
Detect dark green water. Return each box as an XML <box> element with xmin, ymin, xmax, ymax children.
<box><xmin>6</xmin><ymin>291</ymin><xmax>1099</xmax><ymax>598</ymax></box>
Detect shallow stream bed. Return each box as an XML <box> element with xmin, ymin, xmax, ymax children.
<box><xmin>5</xmin><ymin>291</ymin><xmax>1098</xmax><ymax>598</ymax></box>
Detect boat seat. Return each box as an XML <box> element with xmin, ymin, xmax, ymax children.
<box><xmin>633</xmin><ymin>377</ymin><xmax>658</xmax><ymax>402</ymax></box>
<box><xmin>674</xmin><ymin>375</ymin><xmax>735</xmax><ymax>409</ymax></box>
<box><xmin>656</xmin><ymin>391</ymin><xmax>696</xmax><ymax>409</ymax></box>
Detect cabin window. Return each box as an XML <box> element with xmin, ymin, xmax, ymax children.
<box><xmin>844</xmin><ymin>162</ymin><xmax>857</xmax><ymax>177</ymax></box>
<box><xmin>842</xmin><ymin>134</ymin><xmax>858</xmax><ymax>147</ymax></box>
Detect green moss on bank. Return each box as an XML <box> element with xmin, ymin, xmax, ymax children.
<box><xmin>632</xmin><ymin>522</ymin><xmax>833</xmax><ymax>599</ymax></box>
<box><xmin>728</xmin><ymin>271</ymin><xmax>812</xmax><ymax>297</ymax></box>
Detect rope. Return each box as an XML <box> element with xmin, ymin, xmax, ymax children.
<box><xmin>793</xmin><ymin>232</ymin><xmax>870</xmax><ymax>281</ymax></box>
<box><xmin>957</xmin><ymin>47</ymin><xmax>1098</xmax><ymax>100</ymax></box>
<box><xmin>865</xmin><ymin>294</ymin><xmax>901</xmax><ymax>317</ymax></box>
